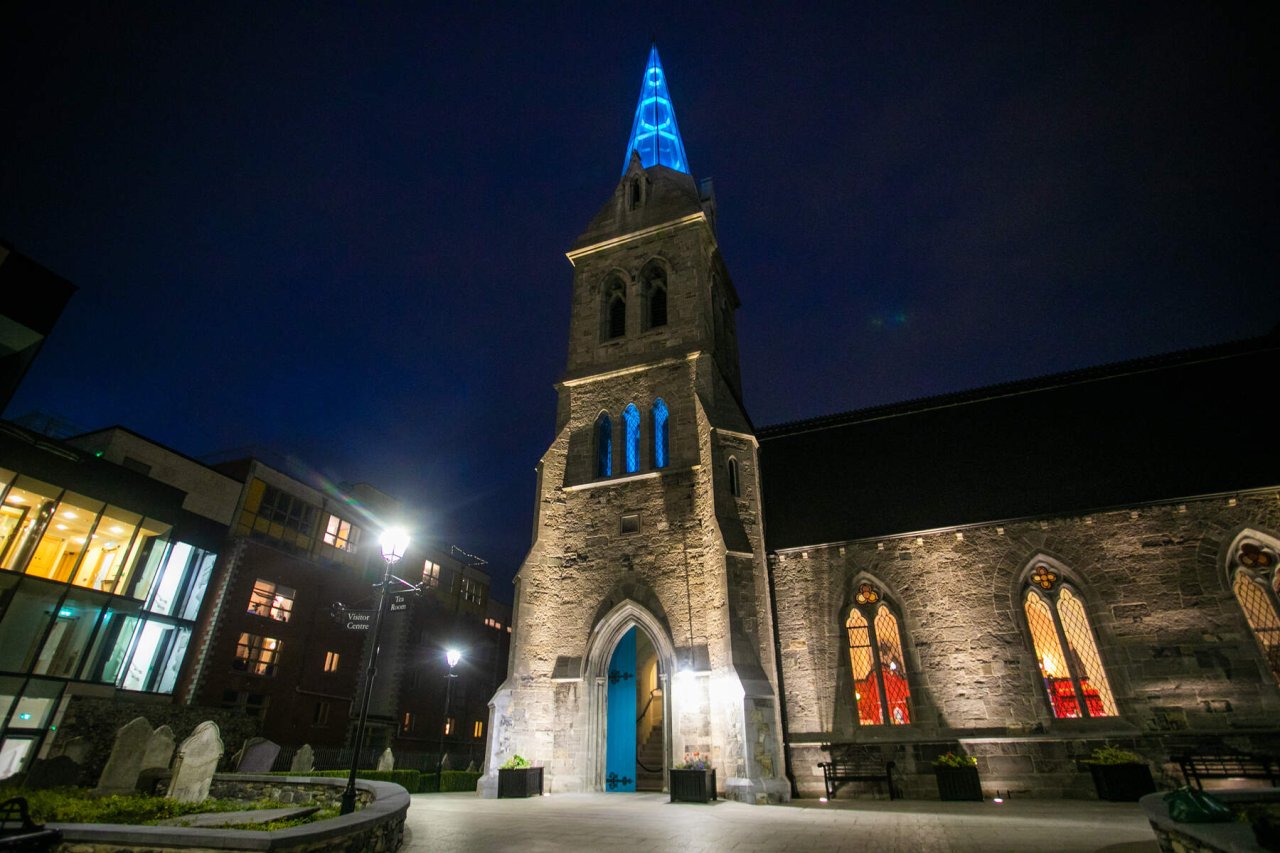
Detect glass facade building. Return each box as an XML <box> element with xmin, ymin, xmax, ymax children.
<box><xmin>0</xmin><ymin>429</ymin><xmax>219</xmax><ymax>779</ymax></box>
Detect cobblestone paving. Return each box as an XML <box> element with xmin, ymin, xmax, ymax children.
<box><xmin>401</xmin><ymin>792</ymin><xmax>1159</xmax><ymax>853</ymax></box>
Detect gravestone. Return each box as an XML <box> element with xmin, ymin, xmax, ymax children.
<box><xmin>376</xmin><ymin>747</ymin><xmax>395</xmax><ymax>772</ymax></box>
<box><xmin>289</xmin><ymin>744</ymin><xmax>315</xmax><ymax>773</ymax></box>
<box><xmin>60</xmin><ymin>736</ymin><xmax>90</xmax><ymax>766</ymax></box>
<box><xmin>24</xmin><ymin>755</ymin><xmax>84</xmax><ymax>789</ymax></box>
<box><xmin>237</xmin><ymin>737</ymin><xmax>280</xmax><ymax>773</ymax></box>
<box><xmin>96</xmin><ymin>717</ymin><xmax>153</xmax><ymax>795</ymax></box>
<box><xmin>142</xmin><ymin>725</ymin><xmax>176</xmax><ymax>773</ymax></box>
<box><xmin>167</xmin><ymin>721</ymin><xmax>223</xmax><ymax>803</ymax></box>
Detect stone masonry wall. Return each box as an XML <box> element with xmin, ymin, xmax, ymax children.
<box><xmin>774</xmin><ymin>489</ymin><xmax>1280</xmax><ymax>798</ymax></box>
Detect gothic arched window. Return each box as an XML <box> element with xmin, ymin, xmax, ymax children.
<box><xmin>727</xmin><ymin>456</ymin><xmax>740</xmax><ymax>497</ymax></box>
<box><xmin>846</xmin><ymin>582</ymin><xmax>911</xmax><ymax>725</ymax></box>
<box><xmin>595</xmin><ymin>413</ymin><xmax>612</xmax><ymax>478</ymax></box>
<box><xmin>641</xmin><ymin>263</ymin><xmax>668</xmax><ymax>330</ymax></box>
<box><xmin>651</xmin><ymin>398</ymin><xmax>669</xmax><ymax>469</ymax></box>
<box><xmin>1229</xmin><ymin>536</ymin><xmax>1280</xmax><ymax>686</ymax></box>
<box><xmin>623</xmin><ymin>404</ymin><xmax>641</xmax><ymax>474</ymax></box>
<box><xmin>1023</xmin><ymin>565</ymin><xmax>1117</xmax><ymax>719</ymax></box>
<box><xmin>602</xmin><ymin>277</ymin><xmax>626</xmax><ymax>340</ymax></box>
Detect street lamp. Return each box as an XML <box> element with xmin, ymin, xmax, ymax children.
<box><xmin>436</xmin><ymin>648</ymin><xmax>461</xmax><ymax>786</ymax></box>
<box><xmin>340</xmin><ymin>526</ymin><xmax>410</xmax><ymax>815</ymax></box>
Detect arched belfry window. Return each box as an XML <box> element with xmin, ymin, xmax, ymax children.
<box><xmin>641</xmin><ymin>263</ymin><xmax>668</xmax><ymax>330</ymax></box>
<box><xmin>595</xmin><ymin>413</ymin><xmax>612</xmax><ymax>478</ymax></box>
<box><xmin>623</xmin><ymin>404</ymin><xmax>641</xmax><ymax>474</ymax></box>
<box><xmin>1022</xmin><ymin>564</ymin><xmax>1117</xmax><ymax>719</ymax></box>
<box><xmin>727</xmin><ymin>456</ymin><xmax>740</xmax><ymax>497</ymax></box>
<box><xmin>651</xmin><ymin>398</ymin><xmax>669</xmax><ymax>469</ymax></box>
<box><xmin>602</xmin><ymin>278</ymin><xmax>626</xmax><ymax>340</ymax></box>
<box><xmin>1228</xmin><ymin>535</ymin><xmax>1280</xmax><ymax>685</ymax></box>
<box><xmin>846</xmin><ymin>582</ymin><xmax>911</xmax><ymax>726</ymax></box>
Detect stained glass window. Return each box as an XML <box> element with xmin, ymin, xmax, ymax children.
<box><xmin>1231</xmin><ymin>539</ymin><xmax>1280</xmax><ymax>685</ymax></box>
<box><xmin>846</xmin><ymin>595</ymin><xmax>911</xmax><ymax>726</ymax></box>
<box><xmin>1024</xmin><ymin>584</ymin><xmax>1116</xmax><ymax>719</ymax></box>
<box><xmin>651</xmin><ymin>398</ymin><xmax>669</xmax><ymax>468</ymax></box>
<box><xmin>596</xmin><ymin>414</ymin><xmax>612</xmax><ymax>478</ymax></box>
<box><xmin>623</xmin><ymin>404</ymin><xmax>640</xmax><ymax>474</ymax></box>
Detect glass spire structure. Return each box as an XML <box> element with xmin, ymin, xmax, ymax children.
<box><xmin>622</xmin><ymin>44</ymin><xmax>689</xmax><ymax>175</ymax></box>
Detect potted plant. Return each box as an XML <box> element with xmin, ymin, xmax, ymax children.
<box><xmin>933</xmin><ymin>751</ymin><xmax>982</xmax><ymax>801</ymax></box>
<box><xmin>669</xmin><ymin>752</ymin><xmax>717</xmax><ymax>803</ymax></box>
<box><xmin>497</xmin><ymin>754</ymin><xmax>544</xmax><ymax>798</ymax></box>
<box><xmin>1081</xmin><ymin>745</ymin><xmax>1156</xmax><ymax>802</ymax></box>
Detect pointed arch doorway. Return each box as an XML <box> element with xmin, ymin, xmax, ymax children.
<box><xmin>587</xmin><ymin>601</ymin><xmax>675</xmax><ymax>793</ymax></box>
<box><xmin>605</xmin><ymin>627</ymin><xmax>666</xmax><ymax>791</ymax></box>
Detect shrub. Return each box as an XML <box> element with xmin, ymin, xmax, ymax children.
<box><xmin>1084</xmin><ymin>745</ymin><xmax>1145</xmax><ymax>765</ymax></box>
<box><xmin>932</xmin><ymin>751</ymin><xmax>978</xmax><ymax>769</ymax></box>
<box><xmin>499</xmin><ymin>755</ymin><xmax>530</xmax><ymax>770</ymax></box>
<box><xmin>440</xmin><ymin>770</ymin><xmax>482</xmax><ymax>792</ymax></box>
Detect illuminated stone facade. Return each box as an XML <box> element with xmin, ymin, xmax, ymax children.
<box><xmin>479</xmin><ymin>154</ymin><xmax>788</xmax><ymax>802</ymax></box>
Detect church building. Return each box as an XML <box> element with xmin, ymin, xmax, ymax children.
<box><xmin>481</xmin><ymin>46</ymin><xmax>1280</xmax><ymax>802</ymax></box>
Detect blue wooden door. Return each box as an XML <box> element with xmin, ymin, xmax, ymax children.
<box><xmin>605</xmin><ymin>626</ymin><xmax>636</xmax><ymax>791</ymax></box>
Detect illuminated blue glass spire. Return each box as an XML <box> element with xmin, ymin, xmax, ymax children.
<box><xmin>622</xmin><ymin>44</ymin><xmax>689</xmax><ymax>175</ymax></box>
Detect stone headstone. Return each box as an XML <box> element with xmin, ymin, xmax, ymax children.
<box><xmin>96</xmin><ymin>717</ymin><xmax>153</xmax><ymax>795</ymax></box>
<box><xmin>167</xmin><ymin>721</ymin><xmax>223</xmax><ymax>803</ymax></box>
<box><xmin>289</xmin><ymin>744</ymin><xmax>315</xmax><ymax>773</ymax></box>
<box><xmin>440</xmin><ymin>753</ymin><xmax>452</xmax><ymax>771</ymax></box>
<box><xmin>376</xmin><ymin>747</ymin><xmax>395</xmax><ymax>772</ymax></box>
<box><xmin>24</xmin><ymin>755</ymin><xmax>84</xmax><ymax>789</ymax></box>
<box><xmin>236</xmin><ymin>737</ymin><xmax>280</xmax><ymax>773</ymax></box>
<box><xmin>142</xmin><ymin>725</ymin><xmax>176</xmax><ymax>773</ymax></box>
<box><xmin>60</xmin><ymin>736</ymin><xmax>90</xmax><ymax>766</ymax></box>
<box><xmin>466</xmin><ymin>760</ymin><xmax>477</xmax><ymax>773</ymax></box>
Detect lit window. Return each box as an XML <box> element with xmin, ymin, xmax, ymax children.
<box><xmin>623</xmin><ymin>404</ymin><xmax>641</xmax><ymax>474</ymax></box>
<box><xmin>1023</xmin><ymin>565</ymin><xmax>1116</xmax><ymax>719</ymax></box>
<box><xmin>402</xmin><ymin>712</ymin><xmax>415</xmax><ymax>733</ymax></box>
<box><xmin>651</xmin><ymin>398</ymin><xmax>669</xmax><ymax>468</ymax></box>
<box><xmin>1229</xmin><ymin>537</ymin><xmax>1280</xmax><ymax>685</ymax></box>
<box><xmin>234</xmin><ymin>632</ymin><xmax>282</xmax><ymax>677</ymax></box>
<box><xmin>846</xmin><ymin>584</ymin><xmax>911</xmax><ymax>726</ymax></box>
<box><xmin>313</xmin><ymin>701</ymin><xmax>329</xmax><ymax>725</ymax></box>
<box><xmin>323</xmin><ymin>515</ymin><xmax>360</xmax><ymax>551</ymax></box>
<box><xmin>444</xmin><ymin>717</ymin><xmax>455</xmax><ymax>735</ymax></box>
<box><xmin>727</xmin><ymin>456</ymin><xmax>740</xmax><ymax>497</ymax></box>
<box><xmin>248</xmin><ymin>579</ymin><xmax>295</xmax><ymax>622</ymax></box>
<box><xmin>473</xmin><ymin>720</ymin><xmax>484</xmax><ymax>738</ymax></box>
<box><xmin>422</xmin><ymin>561</ymin><xmax>441</xmax><ymax>588</ymax></box>
<box><xmin>595</xmin><ymin>413</ymin><xmax>613</xmax><ymax>478</ymax></box>
<box><xmin>323</xmin><ymin>651</ymin><xmax>340</xmax><ymax>673</ymax></box>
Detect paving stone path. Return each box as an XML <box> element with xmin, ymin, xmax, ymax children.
<box><xmin>401</xmin><ymin>792</ymin><xmax>1160</xmax><ymax>853</ymax></box>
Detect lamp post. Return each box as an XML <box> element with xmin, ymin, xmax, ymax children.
<box><xmin>340</xmin><ymin>527</ymin><xmax>410</xmax><ymax>815</ymax></box>
<box><xmin>436</xmin><ymin>648</ymin><xmax>461</xmax><ymax>787</ymax></box>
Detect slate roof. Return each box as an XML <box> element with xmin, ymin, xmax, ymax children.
<box><xmin>757</xmin><ymin>329</ymin><xmax>1280</xmax><ymax>551</ymax></box>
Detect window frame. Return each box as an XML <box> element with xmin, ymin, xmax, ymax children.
<box><xmin>233</xmin><ymin>632</ymin><xmax>282</xmax><ymax>677</ymax></box>
<box><xmin>1228</xmin><ymin>535</ymin><xmax>1280</xmax><ymax>686</ymax></box>
<box><xmin>1020</xmin><ymin>565</ymin><xmax>1117</xmax><ymax>720</ymax></box>
<box><xmin>844</xmin><ymin>582</ymin><xmax>912</xmax><ymax>727</ymax></box>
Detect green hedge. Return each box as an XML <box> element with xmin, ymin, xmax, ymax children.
<box><xmin>420</xmin><ymin>770</ymin><xmax>482</xmax><ymax>793</ymax></box>
<box><xmin>270</xmin><ymin>768</ymin><xmax>479</xmax><ymax>794</ymax></box>
<box><xmin>281</xmin><ymin>769</ymin><xmax>422</xmax><ymax>793</ymax></box>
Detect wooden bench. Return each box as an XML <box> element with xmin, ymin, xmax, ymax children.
<box><xmin>0</xmin><ymin>797</ymin><xmax>62</xmax><ymax>851</ymax></box>
<box><xmin>818</xmin><ymin>751</ymin><xmax>898</xmax><ymax>800</ymax></box>
<box><xmin>1173</xmin><ymin>753</ymin><xmax>1280</xmax><ymax>790</ymax></box>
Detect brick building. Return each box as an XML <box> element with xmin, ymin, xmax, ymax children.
<box><xmin>482</xmin><ymin>46</ymin><xmax>1280</xmax><ymax>801</ymax></box>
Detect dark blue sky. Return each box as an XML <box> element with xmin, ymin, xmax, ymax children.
<box><xmin>2</xmin><ymin>3</ymin><xmax>1275</xmax><ymax>599</ymax></box>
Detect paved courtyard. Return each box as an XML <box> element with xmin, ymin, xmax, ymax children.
<box><xmin>401</xmin><ymin>792</ymin><xmax>1159</xmax><ymax>853</ymax></box>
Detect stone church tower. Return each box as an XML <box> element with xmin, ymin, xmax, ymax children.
<box><xmin>480</xmin><ymin>46</ymin><xmax>789</xmax><ymax>803</ymax></box>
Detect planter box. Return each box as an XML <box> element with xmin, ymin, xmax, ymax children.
<box><xmin>935</xmin><ymin>766</ymin><xmax>983</xmax><ymax>801</ymax></box>
<box><xmin>669</xmin><ymin>768</ymin><xmax>717</xmax><ymax>803</ymax></box>
<box><xmin>1088</xmin><ymin>763</ymin><xmax>1156</xmax><ymax>802</ymax></box>
<box><xmin>497</xmin><ymin>766</ymin><xmax>544</xmax><ymax>798</ymax></box>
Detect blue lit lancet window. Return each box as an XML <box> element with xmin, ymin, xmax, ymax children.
<box><xmin>596</xmin><ymin>414</ymin><xmax>613</xmax><ymax>478</ymax></box>
<box><xmin>623</xmin><ymin>404</ymin><xmax>641</xmax><ymax>474</ymax></box>
<box><xmin>651</xmin><ymin>398</ymin><xmax>669</xmax><ymax>468</ymax></box>
<box><xmin>622</xmin><ymin>44</ymin><xmax>689</xmax><ymax>174</ymax></box>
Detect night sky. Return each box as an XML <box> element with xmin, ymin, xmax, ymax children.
<box><xmin>2</xmin><ymin>4</ymin><xmax>1275</xmax><ymax>599</ymax></box>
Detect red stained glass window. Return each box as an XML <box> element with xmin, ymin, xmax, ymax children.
<box><xmin>847</xmin><ymin>598</ymin><xmax>911</xmax><ymax>726</ymax></box>
<box><xmin>1024</xmin><ymin>585</ymin><xmax>1115</xmax><ymax>719</ymax></box>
